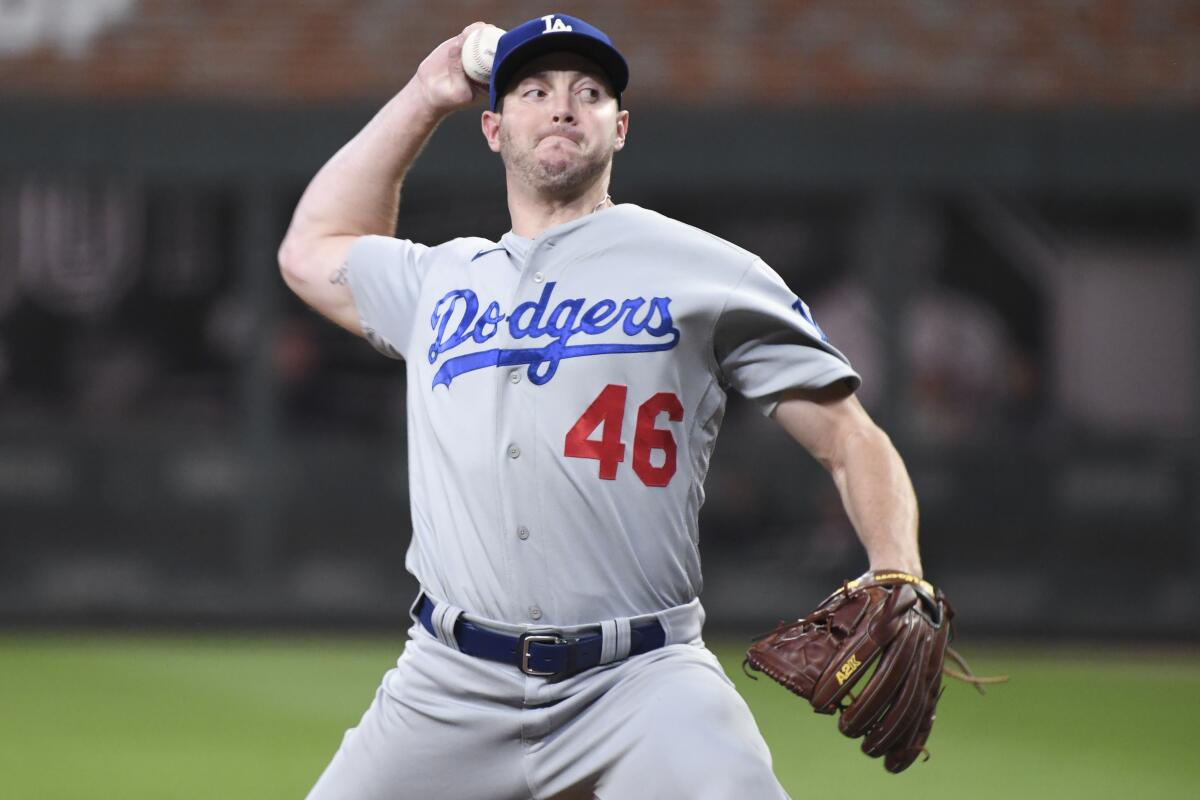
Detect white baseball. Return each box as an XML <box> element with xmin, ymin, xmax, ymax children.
<box><xmin>461</xmin><ymin>24</ymin><xmax>506</xmax><ymax>84</ymax></box>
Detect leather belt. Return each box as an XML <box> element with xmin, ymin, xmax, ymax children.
<box><xmin>414</xmin><ymin>594</ymin><xmax>667</xmax><ymax>680</ymax></box>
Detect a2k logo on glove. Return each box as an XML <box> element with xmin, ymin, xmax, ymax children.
<box><xmin>427</xmin><ymin>282</ymin><xmax>680</xmax><ymax>388</ymax></box>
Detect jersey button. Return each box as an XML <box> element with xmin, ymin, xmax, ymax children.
<box><xmin>517</xmin><ymin>526</ymin><xmax>530</xmax><ymax>540</ymax></box>
<box><xmin>532</xmin><ymin>272</ymin><xmax>545</xmax><ymax>283</ymax></box>
<box><xmin>508</xmin><ymin>370</ymin><xmax>522</xmax><ymax>384</ymax></box>
<box><xmin>508</xmin><ymin>444</ymin><xmax>521</xmax><ymax>459</ymax></box>
<box><xmin>529</xmin><ymin>606</ymin><xmax>543</xmax><ymax>621</ymax></box>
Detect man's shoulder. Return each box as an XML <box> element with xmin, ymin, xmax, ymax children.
<box><xmin>353</xmin><ymin>235</ymin><xmax>503</xmax><ymax>272</ymax></box>
<box><xmin>606</xmin><ymin>204</ymin><xmax>758</xmax><ymax>262</ymax></box>
<box><xmin>353</xmin><ymin>234</ymin><xmax>496</xmax><ymax>257</ymax></box>
<box><xmin>421</xmin><ymin>235</ymin><xmax>501</xmax><ymax>260</ymax></box>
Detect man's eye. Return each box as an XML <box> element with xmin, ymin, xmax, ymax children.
<box><xmin>524</xmin><ymin>88</ymin><xmax>547</xmax><ymax>98</ymax></box>
<box><xmin>579</xmin><ymin>87</ymin><xmax>600</xmax><ymax>101</ymax></box>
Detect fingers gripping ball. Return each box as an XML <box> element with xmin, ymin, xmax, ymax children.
<box><xmin>461</xmin><ymin>24</ymin><xmax>506</xmax><ymax>84</ymax></box>
<box><xmin>744</xmin><ymin>571</ymin><xmax>1005</xmax><ymax>773</ymax></box>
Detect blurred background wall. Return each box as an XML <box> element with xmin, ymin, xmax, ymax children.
<box><xmin>1</xmin><ymin>0</ymin><xmax>1197</xmax><ymax>638</ymax></box>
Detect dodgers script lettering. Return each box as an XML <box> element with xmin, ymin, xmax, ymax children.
<box><xmin>427</xmin><ymin>282</ymin><xmax>680</xmax><ymax>387</ymax></box>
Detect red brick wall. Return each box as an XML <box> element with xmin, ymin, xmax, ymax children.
<box><xmin>1</xmin><ymin>0</ymin><xmax>1197</xmax><ymax>105</ymax></box>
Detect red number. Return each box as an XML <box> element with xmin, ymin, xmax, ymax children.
<box><xmin>563</xmin><ymin>383</ymin><xmax>627</xmax><ymax>480</ymax></box>
<box><xmin>564</xmin><ymin>385</ymin><xmax>683</xmax><ymax>487</ymax></box>
<box><xmin>632</xmin><ymin>392</ymin><xmax>684</xmax><ymax>487</ymax></box>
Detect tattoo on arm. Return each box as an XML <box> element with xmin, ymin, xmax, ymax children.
<box><xmin>329</xmin><ymin>263</ymin><xmax>349</xmax><ymax>285</ymax></box>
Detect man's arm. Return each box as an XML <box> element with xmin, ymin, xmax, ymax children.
<box><xmin>771</xmin><ymin>383</ymin><xmax>922</xmax><ymax>576</ymax></box>
<box><xmin>277</xmin><ymin>22</ymin><xmax>487</xmax><ymax>335</ymax></box>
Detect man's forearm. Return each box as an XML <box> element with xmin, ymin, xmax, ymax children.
<box><xmin>276</xmin><ymin>24</ymin><xmax>482</xmax><ymax>332</ymax></box>
<box><xmin>286</xmin><ymin>80</ymin><xmax>446</xmax><ymax>246</ymax></box>
<box><xmin>830</xmin><ymin>424</ymin><xmax>921</xmax><ymax>576</ymax></box>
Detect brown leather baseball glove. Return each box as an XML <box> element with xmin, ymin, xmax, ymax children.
<box><xmin>744</xmin><ymin>570</ymin><xmax>1002</xmax><ymax>773</ymax></box>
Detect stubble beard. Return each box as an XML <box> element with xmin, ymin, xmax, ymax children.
<box><xmin>500</xmin><ymin>125</ymin><xmax>612</xmax><ymax>202</ymax></box>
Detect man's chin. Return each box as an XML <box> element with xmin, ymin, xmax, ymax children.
<box><xmin>534</xmin><ymin>174</ymin><xmax>584</xmax><ymax>196</ymax></box>
<box><xmin>534</xmin><ymin>159</ymin><xmax>581</xmax><ymax>184</ymax></box>
<box><xmin>536</xmin><ymin>151</ymin><xmax>576</xmax><ymax>172</ymax></box>
<box><xmin>510</xmin><ymin>150</ymin><xmax>610</xmax><ymax>197</ymax></box>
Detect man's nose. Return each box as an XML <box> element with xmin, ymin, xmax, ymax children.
<box><xmin>551</xmin><ymin>95</ymin><xmax>576</xmax><ymax>124</ymax></box>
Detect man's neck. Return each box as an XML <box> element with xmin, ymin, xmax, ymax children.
<box><xmin>507</xmin><ymin>179</ymin><xmax>614</xmax><ymax>239</ymax></box>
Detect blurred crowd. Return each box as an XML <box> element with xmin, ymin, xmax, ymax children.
<box><xmin>0</xmin><ymin>176</ymin><xmax>1060</xmax><ymax>445</ymax></box>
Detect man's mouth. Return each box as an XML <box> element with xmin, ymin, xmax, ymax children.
<box><xmin>539</xmin><ymin>131</ymin><xmax>582</xmax><ymax>146</ymax></box>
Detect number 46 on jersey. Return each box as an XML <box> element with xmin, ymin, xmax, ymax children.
<box><xmin>563</xmin><ymin>384</ymin><xmax>683</xmax><ymax>488</ymax></box>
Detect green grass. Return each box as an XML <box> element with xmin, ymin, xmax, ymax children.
<box><xmin>2</xmin><ymin>633</ymin><xmax>1198</xmax><ymax>799</ymax></box>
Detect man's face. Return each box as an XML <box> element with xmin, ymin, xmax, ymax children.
<box><xmin>482</xmin><ymin>52</ymin><xmax>629</xmax><ymax>199</ymax></box>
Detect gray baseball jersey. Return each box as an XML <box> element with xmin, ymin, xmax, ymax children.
<box><xmin>347</xmin><ymin>203</ymin><xmax>859</xmax><ymax>628</ymax></box>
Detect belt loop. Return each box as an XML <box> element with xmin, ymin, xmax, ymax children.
<box><xmin>599</xmin><ymin>617</ymin><xmax>633</xmax><ymax>665</ymax></box>
<box><xmin>655</xmin><ymin>597</ymin><xmax>705</xmax><ymax>646</ymax></box>
<box><xmin>432</xmin><ymin>601</ymin><xmax>464</xmax><ymax>650</ymax></box>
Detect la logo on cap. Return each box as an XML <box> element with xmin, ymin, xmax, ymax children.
<box><xmin>541</xmin><ymin>14</ymin><xmax>573</xmax><ymax>33</ymax></box>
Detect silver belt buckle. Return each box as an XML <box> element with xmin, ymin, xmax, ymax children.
<box><xmin>519</xmin><ymin>632</ymin><xmax>565</xmax><ymax>677</ymax></box>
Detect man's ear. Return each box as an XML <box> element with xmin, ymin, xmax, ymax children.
<box><xmin>614</xmin><ymin>109</ymin><xmax>630</xmax><ymax>151</ymax></box>
<box><xmin>481</xmin><ymin>110</ymin><xmax>502</xmax><ymax>153</ymax></box>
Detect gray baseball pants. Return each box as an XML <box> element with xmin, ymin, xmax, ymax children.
<box><xmin>305</xmin><ymin>609</ymin><xmax>789</xmax><ymax>799</ymax></box>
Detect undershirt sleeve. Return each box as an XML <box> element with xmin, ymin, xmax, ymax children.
<box><xmin>714</xmin><ymin>258</ymin><xmax>861</xmax><ymax>417</ymax></box>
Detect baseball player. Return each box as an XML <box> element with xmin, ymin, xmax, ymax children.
<box><xmin>279</xmin><ymin>13</ymin><xmax>922</xmax><ymax>800</ymax></box>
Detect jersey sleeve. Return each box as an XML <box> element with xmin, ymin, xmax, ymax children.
<box><xmin>714</xmin><ymin>258</ymin><xmax>861</xmax><ymax>416</ymax></box>
<box><xmin>346</xmin><ymin>234</ymin><xmax>432</xmax><ymax>359</ymax></box>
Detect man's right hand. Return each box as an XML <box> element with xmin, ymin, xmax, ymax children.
<box><xmin>414</xmin><ymin>22</ymin><xmax>490</xmax><ymax>116</ymax></box>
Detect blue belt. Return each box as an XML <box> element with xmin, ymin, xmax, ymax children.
<box><xmin>414</xmin><ymin>594</ymin><xmax>667</xmax><ymax>680</ymax></box>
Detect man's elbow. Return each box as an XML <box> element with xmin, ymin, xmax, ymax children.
<box><xmin>828</xmin><ymin>416</ymin><xmax>892</xmax><ymax>474</ymax></box>
<box><xmin>278</xmin><ymin>235</ymin><xmax>314</xmax><ymax>292</ymax></box>
<box><xmin>847</xmin><ymin>416</ymin><xmax>893</xmax><ymax>455</ymax></box>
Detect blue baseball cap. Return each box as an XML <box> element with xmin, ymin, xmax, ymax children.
<box><xmin>489</xmin><ymin>14</ymin><xmax>629</xmax><ymax>112</ymax></box>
